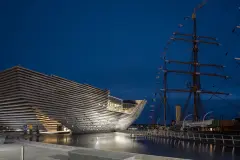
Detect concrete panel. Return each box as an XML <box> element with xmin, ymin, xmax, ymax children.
<box><xmin>69</xmin><ymin>149</ymin><xmax>136</xmax><ymax>160</ymax></box>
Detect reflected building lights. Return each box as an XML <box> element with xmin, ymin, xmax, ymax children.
<box><xmin>34</xmin><ymin>132</ymin><xmax>238</xmax><ymax>159</ymax></box>
<box><xmin>209</xmin><ymin>144</ymin><xmax>213</xmax><ymax>156</ymax></box>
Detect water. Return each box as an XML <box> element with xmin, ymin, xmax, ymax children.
<box><xmin>25</xmin><ymin>132</ymin><xmax>239</xmax><ymax>160</ymax></box>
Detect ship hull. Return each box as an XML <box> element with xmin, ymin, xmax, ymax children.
<box><xmin>0</xmin><ymin>66</ymin><xmax>146</xmax><ymax>133</ymax></box>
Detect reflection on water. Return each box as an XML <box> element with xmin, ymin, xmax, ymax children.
<box><xmin>37</xmin><ymin>132</ymin><xmax>145</xmax><ymax>152</ymax></box>
<box><xmin>26</xmin><ymin>132</ymin><xmax>240</xmax><ymax>160</ymax></box>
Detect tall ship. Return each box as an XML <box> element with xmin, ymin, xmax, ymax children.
<box><xmin>0</xmin><ymin>66</ymin><xmax>146</xmax><ymax>133</ymax></box>
<box><xmin>153</xmin><ymin>7</ymin><xmax>240</xmax><ymax>132</ymax></box>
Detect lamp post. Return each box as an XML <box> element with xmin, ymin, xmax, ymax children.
<box><xmin>181</xmin><ymin>114</ymin><xmax>192</xmax><ymax>131</ymax></box>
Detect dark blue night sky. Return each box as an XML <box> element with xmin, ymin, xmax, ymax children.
<box><xmin>1</xmin><ymin>0</ymin><xmax>240</xmax><ymax>124</ymax></box>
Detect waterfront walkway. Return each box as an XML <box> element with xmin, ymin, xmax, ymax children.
<box><xmin>0</xmin><ymin>144</ymin><xmax>68</xmax><ymax>160</ymax></box>
<box><xmin>0</xmin><ymin>140</ymin><xmax>190</xmax><ymax>160</ymax></box>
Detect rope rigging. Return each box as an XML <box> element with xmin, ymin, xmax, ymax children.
<box><xmin>192</xmin><ymin>1</ymin><xmax>240</xmax><ymax>116</ymax></box>
<box><xmin>151</xmin><ymin>0</ymin><xmax>240</xmax><ymax>124</ymax></box>
<box><xmin>152</xmin><ymin>0</ymin><xmax>210</xmax><ymax>124</ymax></box>
<box><xmin>213</xmin><ymin>94</ymin><xmax>240</xmax><ymax>109</ymax></box>
<box><xmin>206</xmin><ymin>3</ymin><xmax>240</xmax><ymax>108</ymax></box>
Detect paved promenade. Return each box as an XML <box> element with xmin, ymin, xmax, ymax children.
<box><xmin>0</xmin><ymin>140</ymin><xmax>190</xmax><ymax>160</ymax></box>
<box><xmin>0</xmin><ymin>144</ymin><xmax>68</xmax><ymax>160</ymax></box>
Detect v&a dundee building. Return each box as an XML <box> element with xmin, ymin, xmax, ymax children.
<box><xmin>0</xmin><ymin>66</ymin><xmax>146</xmax><ymax>133</ymax></box>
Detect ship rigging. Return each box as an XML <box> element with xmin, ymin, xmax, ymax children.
<box><xmin>159</xmin><ymin>10</ymin><xmax>231</xmax><ymax>126</ymax></box>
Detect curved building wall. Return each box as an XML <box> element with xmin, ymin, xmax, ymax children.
<box><xmin>0</xmin><ymin>66</ymin><xmax>146</xmax><ymax>133</ymax></box>
<box><xmin>115</xmin><ymin>100</ymin><xmax>146</xmax><ymax>130</ymax></box>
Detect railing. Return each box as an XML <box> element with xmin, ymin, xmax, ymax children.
<box><xmin>125</xmin><ymin>130</ymin><xmax>240</xmax><ymax>147</ymax></box>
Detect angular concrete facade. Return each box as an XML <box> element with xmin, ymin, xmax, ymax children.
<box><xmin>0</xmin><ymin>66</ymin><xmax>146</xmax><ymax>133</ymax></box>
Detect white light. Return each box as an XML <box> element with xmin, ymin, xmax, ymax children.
<box><xmin>15</xmin><ymin>128</ymin><xmax>22</xmax><ymax>131</ymax></box>
<box><xmin>114</xmin><ymin>135</ymin><xmax>129</xmax><ymax>144</ymax></box>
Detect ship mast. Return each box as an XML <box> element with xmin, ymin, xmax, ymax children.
<box><xmin>161</xmin><ymin>11</ymin><xmax>230</xmax><ymax>124</ymax></box>
<box><xmin>192</xmin><ymin>11</ymin><xmax>199</xmax><ymax>121</ymax></box>
<box><xmin>163</xmin><ymin>56</ymin><xmax>167</xmax><ymax>126</ymax></box>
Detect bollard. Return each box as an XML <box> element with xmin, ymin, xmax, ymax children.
<box><xmin>21</xmin><ymin>145</ymin><xmax>24</xmax><ymax>160</ymax></box>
